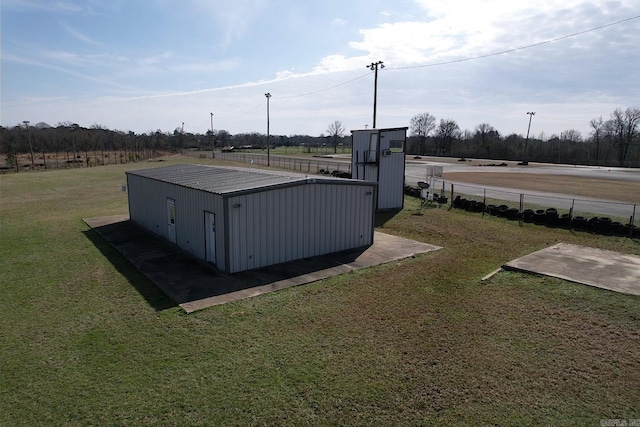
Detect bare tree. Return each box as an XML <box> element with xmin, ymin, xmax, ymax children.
<box><xmin>559</xmin><ymin>129</ymin><xmax>583</xmax><ymax>163</ymax></box>
<box><xmin>410</xmin><ymin>112</ymin><xmax>436</xmax><ymax>155</ymax></box>
<box><xmin>608</xmin><ymin>107</ymin><xmax>640</xmax><ymax>165</ymax></box>
<box><xmin>561</xmin><ymin>129</ymin><xmax>583</xmax><ymax>144</ymax></box>
<box><xmin>622</xmin><ymin>107</ymin><xmax>640</xmax><ymax>165</ymax></box>
<box><xmin>474</xmin><ymin>123</ymin><xmax>499</xmax><ymax>157</ymax></box>
<box><xmin>589</xmin><ymin>116</ymin><xmax>604</xmax><ymax>164</ymax></box>
<box><xmin>326</xmin><ymin>120</ymin><xmax>345</xmax><ymax>154</ymax></box>
<box><xmin>435</xmin><ymin>119</ymin><xmax>460</xmax><ymax>156</ymax></box>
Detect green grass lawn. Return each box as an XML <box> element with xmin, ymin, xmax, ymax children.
<box><xmin>259</xmin><ymin>145</ymin><xmax>351</xmax><ymax>156</ymax></box>
<box><xmin>1</xmin><ymin>157</ymin><xmax>639</xmax><ymax>425</ymax></box>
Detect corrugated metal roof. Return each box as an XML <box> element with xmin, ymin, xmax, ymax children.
<box><xmin>126</xmin><ymin>164</ymin><xmax>374</xmax><ymax>196</ymax></box>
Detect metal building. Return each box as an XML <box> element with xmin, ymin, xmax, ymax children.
<box><xmin>351</xmin><ymin>127</ymin><xmax>407</xmax><ymax>210</ymax></box>
<box><xmin>126</xmin><ymin>164</ymin><xmax>377</xmax><ymax>274</ymax></box>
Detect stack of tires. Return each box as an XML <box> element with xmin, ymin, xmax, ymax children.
<box><xmin>450</xmin><ymin>197</ymin><xmax>635</xmax><ymax>237</ymax></box>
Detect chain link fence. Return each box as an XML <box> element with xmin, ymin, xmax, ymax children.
<box><xmin>215</xmin><ymin>152</ymin><xmax>351</xmax><ymax>175</ymax></box>
<box><xmin>196</xmin><ymin>150</ymin><xmax>639</xmax><ymax>235</ymax></box>
<box><xmin>440</xmin><ymin>180</ymin><xmax>638</xmax><ymax>236</ymax></box>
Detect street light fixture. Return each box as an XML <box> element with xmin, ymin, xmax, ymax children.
<box><xmin>181</xmin><ymin>122</ymin><xmax>184</xmax><ymax>153</ymax></box>
<box><xmin>265</xmin><ymin>93</ymin><xmax>271</xmax><ymax>167</ymax></box>
<box><xmin>523</xmin><ymin>112</ymin><xmax>535</xmax><ymax>165</ymax></box>
<box><xmin>366</xmin><ymin>61</ymin><xmax>384</xmax><ymax>128</ymax></box>
<box><xmin>210</xmin><ymin>113</ymin><xmax>215</xmax><ymax>159</ymax></box>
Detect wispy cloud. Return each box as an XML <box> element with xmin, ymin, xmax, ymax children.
<box><xmin>60</xmin><ymin>22</ymin><xmax>102</xmax><ymax>45</ymax></box>
<box><xmin>168</xmin><ymin>57</ymin><xmax>243</xmax><ymax>74</ymax></box>
<box><xmin>139</xmin><ymin>51</ymin><xmax>175</xmax><ymax>66</ymax></box>
<box><xmin>43</xmin><ymin>50</ymin><xmax>130</xmax><ymax>68</ymax></box>
<box><xmin>3</xmin><ymin>0</ymin><xmax>639</xmax><ymax>137</ymax></box>
<box><xmin>186</xmin><ymin>0</ymin><xmax>271</xmax><ymax>48</ymax></box>
<box><xmin>3</xmin><ymin>0</ymin><xmax>84</xmax><ymax>14</ymax></box>
<box><xmin>4</xmin><ymin>51</ymin><xmax>135</xmax><ymax>91</ymax></box>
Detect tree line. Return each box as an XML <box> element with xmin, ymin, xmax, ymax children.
<box><xmin>0</xmin><ymin>122</ymin><xmax>349</xmax><ymax>171</ymax></box>
<box><xmin>408</xmin><ymin>107</ymin><xmax>640</xmax><ymax>167</ymax></box>
<box><xmin>2</xmin><ymin>107</ymin><xmax>638</xmax><ymax>171</ymax></box>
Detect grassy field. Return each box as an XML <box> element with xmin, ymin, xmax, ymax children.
<box><xmin>1</xmin><ymin>155</ymin><xmax>639</xmax><ymax>425</ymax></box>
<box><xmin>259</xmin><ymin>146</ymin><xmax>352</xmax><ymax>156</ymax></box>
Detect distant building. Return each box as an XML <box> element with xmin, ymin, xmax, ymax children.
<box><xmin>126</xmin><ymin>164</ymin><xmax>377</xmax><ymax>273</ymax></box>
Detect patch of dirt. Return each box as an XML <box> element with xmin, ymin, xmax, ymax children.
<box><xmin>443</xmin><ymin>172</ymin><xmax>640</xmax><ymax>203</ymax></box>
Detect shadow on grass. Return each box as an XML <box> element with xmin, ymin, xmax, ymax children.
<box><xmin>375</xmin><ymin>209</ymin><xmax>402</xmax><ymax>227</ymax></box>
<box><xmin>83</xmin><ymin>218</ymin><xmax>380</xmax><ymax>312</ymax></box>
<box><xmin>83</xmin><ymin>228</ymin><xmax>177</xmax><ymax>312</ymax></box>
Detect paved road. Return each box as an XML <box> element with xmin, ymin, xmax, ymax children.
<box><xmin>402</xmin><ymin>157</ymin><xmax>639</xmax><ymax>219</ymax></box>
<box><xmin>216</xmin><ymin>152</ymin><xmax>639</xmax><ymax>222</ymax></box>
<box><xmin>404</xmin><ymin>156</ymin><xmax>640</xmax><ymax>184</ymax></box>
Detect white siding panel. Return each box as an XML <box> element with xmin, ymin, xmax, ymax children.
<box><xmin>378</xmin><ymin>153</ymin><xmax>405</xmax><ymax>209</ymax></box>
<box><xmin>127</xmin><ymin>174</ymin><xmax>227</xmax><ymax>269</ymax></box>
<box><xmin>130</xmin><ymin>172</ymin><xmax>375</xmax><ymax>274</ymax></box>
<box><xmin>224</xmin><ymin>182</ymin><xmax>375</xmax><ymax>273</ymax></box>
<box><xmin>351</xmin><ymin>128</ymin><xmax>406</xmax><ymax>210</ymax></box>
<box><xmin>258</xmin><ymin>191</ymin><xmax>268</xmax><ymax>267</ymax></box>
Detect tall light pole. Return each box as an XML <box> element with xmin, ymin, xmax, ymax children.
<box><xmin>22</xmin><ymin>120</ymin><xmax>35</xmax><ymax>170</ymax></box>
<box><xmin>210</xmin><ymin>113</ymin><xmax>215</xmax><ymax>159</ymax></box>
<box><xmin>523</xmin><ymin>112</ymin><xmax>535</xmax><ymax>165</ymax></box>
<box><xmin>181</xmin><ymin>122</ymin><xmax>184</xmax><ymax>153</ymax></box>
<box><xmin>265</xmin><ymin>93</ymin><xmax>271</xmax><ymax>167</ymax></box>
<box><xmin>366</xmin><ymin>61</ymin><xmax>384</xmax><ymax>128</ymax></box>
<box><xmin>70</xmin><ymin>123</ymin><xmax>79</xmax><ymax>166</ymax></box>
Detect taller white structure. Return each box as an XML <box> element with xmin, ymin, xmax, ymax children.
<box><xmin>351</xmin><ymin>127</ymin><xmax>408</xmax><ymax>210</ymax></box>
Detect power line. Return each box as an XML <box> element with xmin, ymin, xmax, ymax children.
<box><xmin>277</xmin><ymin>72</ymin><xmax>371</xmax><ymax>99</ymax></box>
<box><xmin>217</xmin><ymin>72</ymin><xmax>370</xmax><ymax>119</ymax></box>
<box><xmin>217</xmin><ymin>100</ymin><xmax>266</xmax><ymax>120</ymax></box>
<box><xmin>214</xmin><ymin>14</ymin><xmax>639</xmax><ymax>120</ymax></box>
<box><xmin>268</xmin><ymin>15</ymin><xmax>639</xmax><ymax>100</ymax></box>
<box><xmin>387</xmin><ymin>15</ymin><xmax>640</xmax><ymax>71</ymax></box>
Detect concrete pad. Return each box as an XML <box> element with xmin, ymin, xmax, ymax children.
<box><xmin>84</xmin><ymin>215</ymin><xmax>441</xmax><ymax>313</ymax></box>
<box><xmin>503</xmin><ymin>243</ymin><xmax>640</xmax><ymax>296</ymax></box>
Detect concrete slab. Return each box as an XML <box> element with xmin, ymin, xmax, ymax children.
<box><xmin>503</xmin><ymin>243</ymin><xmax>640</xmax><ymax>296</ymax></box>
<box><xmin>84</xmin><ymin>215</ymin><xmax>441</xmax><ymax>313</ymax></box>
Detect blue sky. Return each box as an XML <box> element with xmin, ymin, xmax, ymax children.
<box><xmin>2</xmin><ymin>0</ymin><xmax>639</xmax><ymax>139</ymax></box>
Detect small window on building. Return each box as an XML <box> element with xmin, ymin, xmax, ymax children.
<box><xmin>389</xmin><ymin>139</ymin><xmax>405</xmax><ymax>152</ymax></box>
<box><xmin>367</xmin><ymin>133</ymin><xmax>378</xmax><ymax>163</ymax></box>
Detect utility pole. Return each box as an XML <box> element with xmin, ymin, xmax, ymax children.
<box><xmin>210</xmin><ymin>113</ymin><xmax>215</xmax><ymax>159</ymax></box>
<box><xmin>523</xmin><ymin>112</ymin><xmax>535</xmax><ymax>165</ymax></box>
<box><xmin>22</xmin><ymin>120</ymin><xmax>35</xmax><ymax>170</ymax></box>
<box><xmin>366</xmin><ymin>61</ymin><xmax>384</xmax><ymax>128</ymax></box>
<box><xmin>265</xmin><ymin>93</ymin><xmax>271</xmax><ymax>167</ymax></box>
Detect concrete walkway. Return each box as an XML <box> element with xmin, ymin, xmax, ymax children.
<box><xmin>503</xmin><ymin>243</ymin><xmax>640</xmax><ymax>296</ymax></box>
<box><xmin>84</xmin><ymin>215</ymin><xmax>441</xmax><ymax>313</ymax></box>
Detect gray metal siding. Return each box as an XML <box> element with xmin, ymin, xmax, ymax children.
<box><xmin>127</xmin><ymin>166</ymin><xmax>376</xmax><ymax>274</ymax></box>
<box><xmin>127</xmin><ymin>174</ymin><xmax>167</xmax><ymax>237</ymax></box>
<box><xmin>377</xmin><ymin>153</ymin><xmax>405</xmax><ymax>209</ymax></box>
<box><xmin>378</xmin><ymin>129</ymin><xmax>407</xmax><ymax>209</ymax></box>
<box><xmin>225</xmin><ymin>182</ymin><xmax>375</xmax><ymax>273</ymax></box>
<box><xmin>126</xmin><ymin>173</ymin><xmax>227</xmax><ymax>269</ymax></box>
<box><xmin>351</xmin><ymin>128</ymin><xmax>406</xmax><ymax>210</ymax></box>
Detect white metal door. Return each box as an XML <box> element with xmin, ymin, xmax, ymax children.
<box><xmin>167</xmin><ymin>198</ymin><xmax>176</xmax><ymax>244</ymax></box>
<box><xmin>205</xmin><ymin>211</ymin><xmax>216</xmax><ymax>265</ymax></box>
